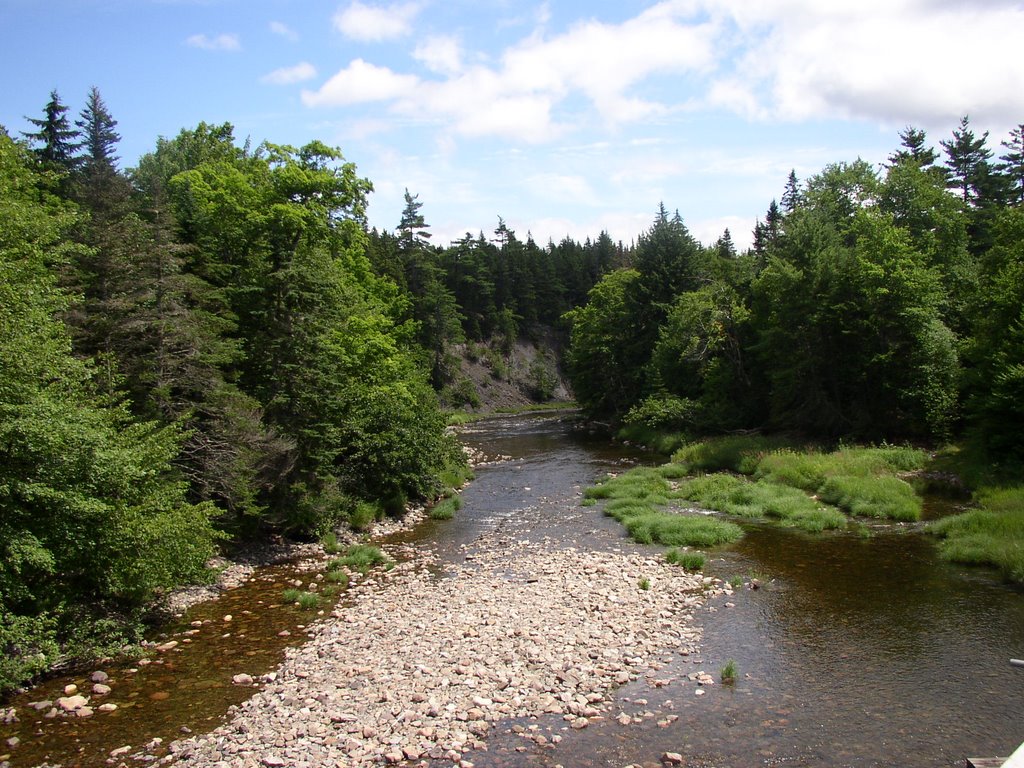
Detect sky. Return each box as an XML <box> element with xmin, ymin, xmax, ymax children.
<box><xmin>3</xmin><ymin>0</ymin><xmax>1024</xmax><ymax>250</ymax></box>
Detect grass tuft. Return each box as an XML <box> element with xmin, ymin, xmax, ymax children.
<box><xmin>430</xmin><ymin>495</ymin><xmax>462</xmax><ymax>520</ymax></box>
<box><xmin>720</xmin><ymin>659</ymin><xmax>738</xmax><ymax>684</ymax></box>
<box><xmin>665</xmin><ymin>549</ymin><xmax>706</xmax><ymax>570</ymax></box>
<box><xmin>328</xmin><ymin>544</ymin><xmax>393</xmax><ymax>575</ymax></box>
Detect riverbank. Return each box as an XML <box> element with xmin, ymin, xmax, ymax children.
<box><xmin>160</xmin><ymin>533</ymin><xmax>718</xmax><ymax>767</ymax></box>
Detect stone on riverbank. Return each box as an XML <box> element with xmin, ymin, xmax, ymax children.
<box><xmin>166</xmin><ymin>536</ymin><xmax>709</xmax><ymax>767</ymax></box>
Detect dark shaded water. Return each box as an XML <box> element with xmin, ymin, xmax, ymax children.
<box><xmin>3</xmin><ymin>413</ymin><xmax>1022</xmax><ymax>767</ymax></box>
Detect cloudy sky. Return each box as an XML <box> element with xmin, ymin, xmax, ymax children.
<box><xmin>3</xmin><ymin>0</ymin><xmax>1023</xmax><ymax>248</ymax></box>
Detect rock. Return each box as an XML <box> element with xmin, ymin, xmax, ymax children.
<box><xmin>222</xmin><ymin>614</ymin><xmax>233</xmax><ymax>622</ymax></box>
<box><xmin>63</xmin><ymin>684</ymin><xmax>78</xmax><ymax>696</ymax></box>
<box><xmin>261</xmin><ymin>756</ymin><xmax>287</xmax><ymax>767</ymax></box>
<box><xmin>662</xmin><ymin>753</ymin><xmax>684</xmax><ymax>765</ymax></box>
<box><xmin>75</xmin><ymin>706</ymin><xmax>94</xmax><ymax>718</ymax></box>
<box><xmin>57</xmin><ymin>695</ymin><xmax>89</xmax><ymax>712</ymax></box>
<box><xmin>92</xmin><ymin>683</ymin><xmax>112</xmax><ymax>695</ymax></box>
<box><xmin>150</xmin><ymin>691</ymin><xmax>171</xmax><ymax>701</ymax></box>
<box><xmin>5</xmin><ymin>737</ymin><xmax>19</xmax><ymax>749</ymax></box>
<box><xmin>156</xmin><ymin>640</ymin><xmax>179</xmax><ymax>652</ymax></box>
<box><xmin>98</xmin><ymin>703</ymin><xmax>118</xmax><ymax>713</ymax></box>
<box><xmin>90</xmin><ymin>670</ymin><xmax>109</xmax><ymax>683</ymax></box>
<box><xmin>110</xmin><ymin>746</ymin><xmax>132</xmax><ymax>758</ymax></box>
<box><xmin>232</xmin><ymin>673</ymin><xmax>254</xmax><ymax>686</ymax></box>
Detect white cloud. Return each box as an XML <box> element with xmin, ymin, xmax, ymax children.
<box><xmin>262</xmin><ymin>62</ymin><xmax>317</xmax><ymax>85</ymax></box>
<box><xmin>269</xmin><ymin>21</ymin><xmax>299</xmax><ymax>42</ymax></box>
<box><xmin>184</xmin><ymin>32</ymin><xmax>240</xmax><ymax>51</ymax></box>
<box><xmin>333</xmin><ymin>1</ymin><xmax>421</xmax><ymax>42</ymax></box>
<box><xmin>699</xmin><ymin>0</ymin><xmax>1024</xmax><ymax>129</ymax></box>
<box><xmin>301</xmin><ymin>59</ymin><xmax>419</xmax><ymax>107</ymax></box>
<box><xmin>413</xmin><ymin>36</ymin><xmax>463</xmax><ymax>76</ymax></box>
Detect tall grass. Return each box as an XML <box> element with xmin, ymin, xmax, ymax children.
<box><xmin>818</xmin><ymin>475</ymin><xmax>921</xmax><ymax>521</ymax></box>
<box><xmin>672</xmin><ymin>435</ymin><xmax>793</xmax><ymax>475</ymax></box>
<box><xmin>328</xmin><ymin>544</ymin><xmax>393</xmax><ymax>575</ymax></box>
<box><xmin>664</xmin><ymin>548</ymin><xmax>706</xmax><ymax>570</ymax></box>
<box><xmin>624</xmin><ymin>513</ymin><xmax>742</xmax><ymax>547</ymax></box>
<box><xmin>928</xmin><ymin>485</ymin><xmax>1024</xmax><ymax>583</ymax></box>
<box><xmin>430</xmin><ymin>495</ymin><xmax>461</xmax><ymax>520</ymax></box>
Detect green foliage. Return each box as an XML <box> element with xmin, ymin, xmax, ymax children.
<box><xmin>638</xmin><ymin>577</ymin><xmax>651</xmax><ymax>590</ymax></box>
<box><xmin>430</xmin><ymin>495</ymin><xmax>462</xmax><ymax>520</ymax></box>
<box><xmin>818</xmin><ymin>475</ymin><xmax>922</xmax><ymax>521</ymax></box>
<box><xmin>329</xmin><ymin>544</ymin><xmax>392</xmax><ymax>575</ymax></box>
<box><xmin>721</xmin><ymin>659</ymin><xmax>738</xmax><ymax>684</ymax></box>
<box><xmin>321</xmin><ymin>532</ymin><xmax>342</xmax><ymax>555</ymax></box>
<box><xmin>672</xmin><ymin>435</ymin><xmax>793</xmax><ymax>475</ymax></box>
<box><xmin>624</xmin><ymin>513</ymin><xmax>743</xmax><ymax>547</ymax></box>
<box><xmin>664</xmin><ymin>549</ymin><xmax>705</xmax><ymax>570</ymax></box>
<box><xmin>928</xmin><ymin>485</ymin><xmax>1024</xmax><ymax>583</ymax></box>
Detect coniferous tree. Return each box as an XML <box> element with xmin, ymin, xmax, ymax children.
<box><xmin>998</xmin><ymin>124</ymin><xmax>1024</xmax><ymax>206</ymax></box>
<box><xmin>782</xmin><ymin>170</ymin><xmax>802</xmax><ymax>213</ymax></box>
<box><xmin>21</xmin><ymin>89</ymin><xmax>80</xmax><ymax>175</ymax></box>
<box><xmin>76</xmin><ymin>86</ymin><xmax>120</xmax><ymax>171</ymax></box>
<box><xmin>942</xmin><ymin>116</ymin><xmax>994</xmax><ymax>206</ymax></box>
<box><xmin>888</xmin><ymin>126</ymin><xmax>939</xmax><ymax>169</ymax></box>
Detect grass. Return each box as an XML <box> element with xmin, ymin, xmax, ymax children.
<box><xmin>727</xmin><ymin>575</ymin><xmax>745</xmax><ymax>589</ymax></box>
<box><xmin>321</xmin><ymin>532</ymin><xmax>342</xmax><ymax>555</ymax></box>
<box><xmin>928</xmin><ymin>485</ymin><xmax>1024</xmax><ymax>583</ymax></box>
<box><xmin>638</xmin><ymin>577</ymin><xmax>651</xmax><ymax>590</ymax></box>
<box><xmin>348</xmin><ymin>501</ymin><xmax>380</xmax><ymax>532</ymax></box>
<box><xmin>818</xmin><ymin>475</ymin><xmax>921</xmax><ymax>521</ymax></box>
<box><xmin>665</xmin><ymin>549</ymin><xmax>706</xmax><ymax>570</ymax></box>
<box><xmin>324</xmin><ymin>569</ymin><xmax>350</xmax><ymax>588</ymax></box>
<box><xmin>720</xmin><ymin>659</ymin><xmax>738</xmax><ymax>684</ymax></box>
<box><xmin>676</xmin><ymin>474</ymin><xmax>848</xmax><ymax>532</ymax></box>
<box><xmin>672</xmin><ymin>435</ymin><xmax>794</xmax><ymax>475</ymax></box>
<box><xmin>327</xmin><ymin>544</ymin><xmax>393</xmax><ymax>575</ymax></box>
<box><xmin>624</xmin><ymin>513</ymin><xmax>743</xmax><ymax>547</ymax></box>
<box><xmin>430</xmin><ymin>495</ymin><xmax>462</xmax><ymax>520</ymax></box>
<box><xmin>282</xmin><ymin>589</ymin><xmax>321</xmax><ymax>610</ymax></box>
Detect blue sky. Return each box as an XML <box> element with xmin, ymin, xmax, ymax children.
<box><xmin>3</xmin><ymin>0</ymin><xmax>1024</xmax><ymax>249</ymax></box>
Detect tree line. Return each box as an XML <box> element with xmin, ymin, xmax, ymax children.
<box><xmin>564</xmin><ymin>118</ymin><xmax>1024</xmax><ymax>469</ymax></box>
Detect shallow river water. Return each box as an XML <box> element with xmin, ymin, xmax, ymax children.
<box><xmin>3</xmin><ymin>413</ymin><xmax>1023</xmax><ymax>767</ymax></box>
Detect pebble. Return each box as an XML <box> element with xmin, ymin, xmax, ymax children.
<box><xmin>162</xmin><ymin>537</ymin><xmax>714</xmax><ymax>767</ymax></box>
<box><xmin>90</xmin><ymin>670</ymin><xmax>109</xmax><ymax>684</ymax></box>
<box><xmin>92</xmin><ymin>683</ymin><xmax>112</xmax><ymax>695</ymax></box>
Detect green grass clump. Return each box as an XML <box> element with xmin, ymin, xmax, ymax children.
<box><xmin>818</xmin><ymin>475</ymin><xmax>922</xmax><ymax>521</ymax></box>
<box><xmin>430</xmin><ymin>495</ymin><xmax>462</xmax><ymax>520</ymax></box>
<box><xmin>638</xmin><ymin>577</ymin><xmax>651</xmax><ymax>590</ymax></box>
<box><xmin>584</xmin><ymin>468</ymin><xmax>673</xmax><ymax>502</ymax></box>
<box><xmin>328</xmin><ymin>544</ymin><xmax>393</xmax><ymax>575</ymax></box>
<box><xmin>324</xmin><ymin>569</ymin><xmax>350</xmax><ymax>587</ymax></box>
<box><xmin>321</xmin><ymin>531</ymin><xmax>342</xmax><ymax>555</ymax></box>
<box><xmin>928</xmin><ymin>486</ymin><xmax>1024</xmax><ymax>583</ymax></box>
<box><xmin>297</xmin><ymin>591</ymin><xmax>320</xmax><ymax>610</ymax></box>
<box><xmin>664</xmin><ymin>549</ymin><xmax>706</xmax><ymax>570</ymax></box>
<box><xmin>720</xmin><ymin>659</ymin><xmax>738</xmax><ymax>684</ymax></box>
<box><xmin>348</xmin><ymin>501</ymin><xmax>380</xmax><ymax>531</ymax></box>
<box><xmin>282</xmin><ymin>587</ymin><xmax>302</xmax><ymax>603</ymax></box>
<box><xmin>676</xmin><ymin>474</ymin><xmax>847</xmax><ymax>531</ymax></box>
<box><xmin>624</xmin><ymin>513</ymin><xmax>742</xmax><ymax>547</ymax></box>
<box><xmin>728</xmin><ymin>575</ymin><xmax>745</xmax><ymax>589</ymax></box>
<box><xmin>672</xmin><ymin>435</ymin><xmax>792</xmax><ymax>475</ymax></box>
<box><xmin>603</xmin><ymin>498</ymin><xmax>657</xmax><ymax>521</ymax></box>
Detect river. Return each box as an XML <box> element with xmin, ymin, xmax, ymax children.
<box><xmin>3</xmin><ymin>413</ymin><xmax>1023</xmax><ymax>767</ymax></box>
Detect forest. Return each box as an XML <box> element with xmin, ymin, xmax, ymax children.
<box><xmin>1</xmin><ymin>87</ymin><xmax>1022</xmax><ymax>691</ymax></box>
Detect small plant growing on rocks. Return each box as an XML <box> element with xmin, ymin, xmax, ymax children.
<box><xmin>297</xmin><ymin>592</ymin><xmax>321</xmax><ymax>610</ymax></box>
<box><xmin>728</xmin><ymin>575</ymin><xmax>745</xmax><ymax>590</ymax></box>
<box><xmin>430</xmin><ymin>495</ymin><xmax>461</xmax><ymax>520</ymax></box>
<box><xmin>720</xmin><ymin>659</ymin><xmax>738</xmax><ymax>684</ymax></box>
<box><xmin>330</xmin><ymin>544</ymin><xmax>393</xmax><ymax>575</ymax></box>
<box><xmin>664</xmin><ymin>548</ymin><xmax>705</xmax><ymax>571</ymax></box>
<box><xmin>324</xmin><ymin>569</ymin><xmax>350</xmax><ymax>588</ymax></box>
<box><xmin>321</xmin><ymin>532</ymin><xmax>342</xmax><ymax>555</ymax></box>
<box><xmin>638</xmin><ymin>577</ymin><xmax>651</xmax><ymax>590</ymax></box>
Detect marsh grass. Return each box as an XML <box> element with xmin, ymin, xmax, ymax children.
<box><xmin>430</xmin><ymin>495</ymin><xmax>462</xmax><ymax>520</ymax></box>
<box><xmin>672</xmin><ymin>435</ymin><xmax>793</xmax><ymax>475</ymax></box>
<box><xmin>665</xmin><ymin>548</ymin><xmax>706</xmax><ymax>570</ymax></box>
<box><xmin>282</xmin><ymin>588</ymin><xmax>302</xmax><ymax>603</ymax></box>
<box><xmin>624</xmin><ymin>513</ymin><xmax>742</xmax><ymax>547</ymax></box>
<box><xmin>928</xmin><ymin>485</ymin><xmax>1024</xmax><ymax>583</ymax></box>
<box><xmin>321</xmin><ymin>532</ymin><xmax>342</xmax><ymax>555</ymax></box>
<box><xmin>282</xmin><ymin>588</ymin><xmax>320</xmax><ymax>609</ymax></box>
<box><xmin>676</xmin><ymin>474</ymin><xmax>847</xmax><ymax>531</ymax></box>
<box><xmin>720</xmin><ymin>659</ymin><xmax>738</xmax><ymax>684</ymax></box>
<box><xmin>818</xmin><ymin>475</ymin><xmax>921</xmax><ymax>521</ymax></box>
<box><xmin>324</xmin><ymin>569</ymin><xmax>350</xmax><ymax>587</ymax></box>
<box><xmin>329</xmin><ymin>544</ymin><xmax>393</xmax><ymax>575</ymax></box>
<box><xmin>584</xmin><ymin>468</ymin><xmax>673</xmax><ymax>502</ymax></box>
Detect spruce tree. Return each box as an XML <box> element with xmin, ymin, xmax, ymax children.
<box><xmin>941</xmin><ymin>115</ymin><xmax>993</xmax><ymax>205</ymax></box>
<box><xmin>998</xmin><ymin>124</ymin><xmax>1024</xmax><ymax>206</ymax></box>
<box><xmin>75</xmin><ymin>86</ymin><xmax>120</xmax><ymax>171</ymax></box>
<box><xmin>21</xmin><ymin>89</ymin><xmax>80</xmax><ymax>174</ymax></box>
<box><xmin>889</xmin><ymin>126</ymin><xmax>938</xmax><ymax>169</ymax></box>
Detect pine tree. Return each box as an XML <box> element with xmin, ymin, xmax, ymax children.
<box><xmin>782</xmin><ymin>170</ymin><xmax>801</xmax><ymax>213</ymax></box>
<box><xmin>941</xmin><ymin>115</ymin><xmax>993</xmax><ymax>205</ymax></box>
<box><xmin>75</xmin><ymin>86</ymin><xmax>120</xmax><ymax>171</ymax></box>
<box><xmin>999</xmin><ymin>124</ymin><xmax>1024</xmax><ymax>206</ymax></box>
<box><xmin>21</xmin><ymin>90</ymin><xmax>80</xmax><ymax>174</ymax></box>
<box><xmin>888</xmin><ymin>126</ymin><xmax>938</xmax><ymax>168</ymax></box>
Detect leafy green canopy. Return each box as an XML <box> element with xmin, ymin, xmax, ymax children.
<box><xmin>0</xmin><ymin>135</ymin><xmax>219</xmax><ymax>687</ymax></box>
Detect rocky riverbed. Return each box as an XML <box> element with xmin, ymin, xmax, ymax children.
<box><xmin>158</xmin><ymin>533</ymin><xmax>716</xmax><ymax>767</ymax></box>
